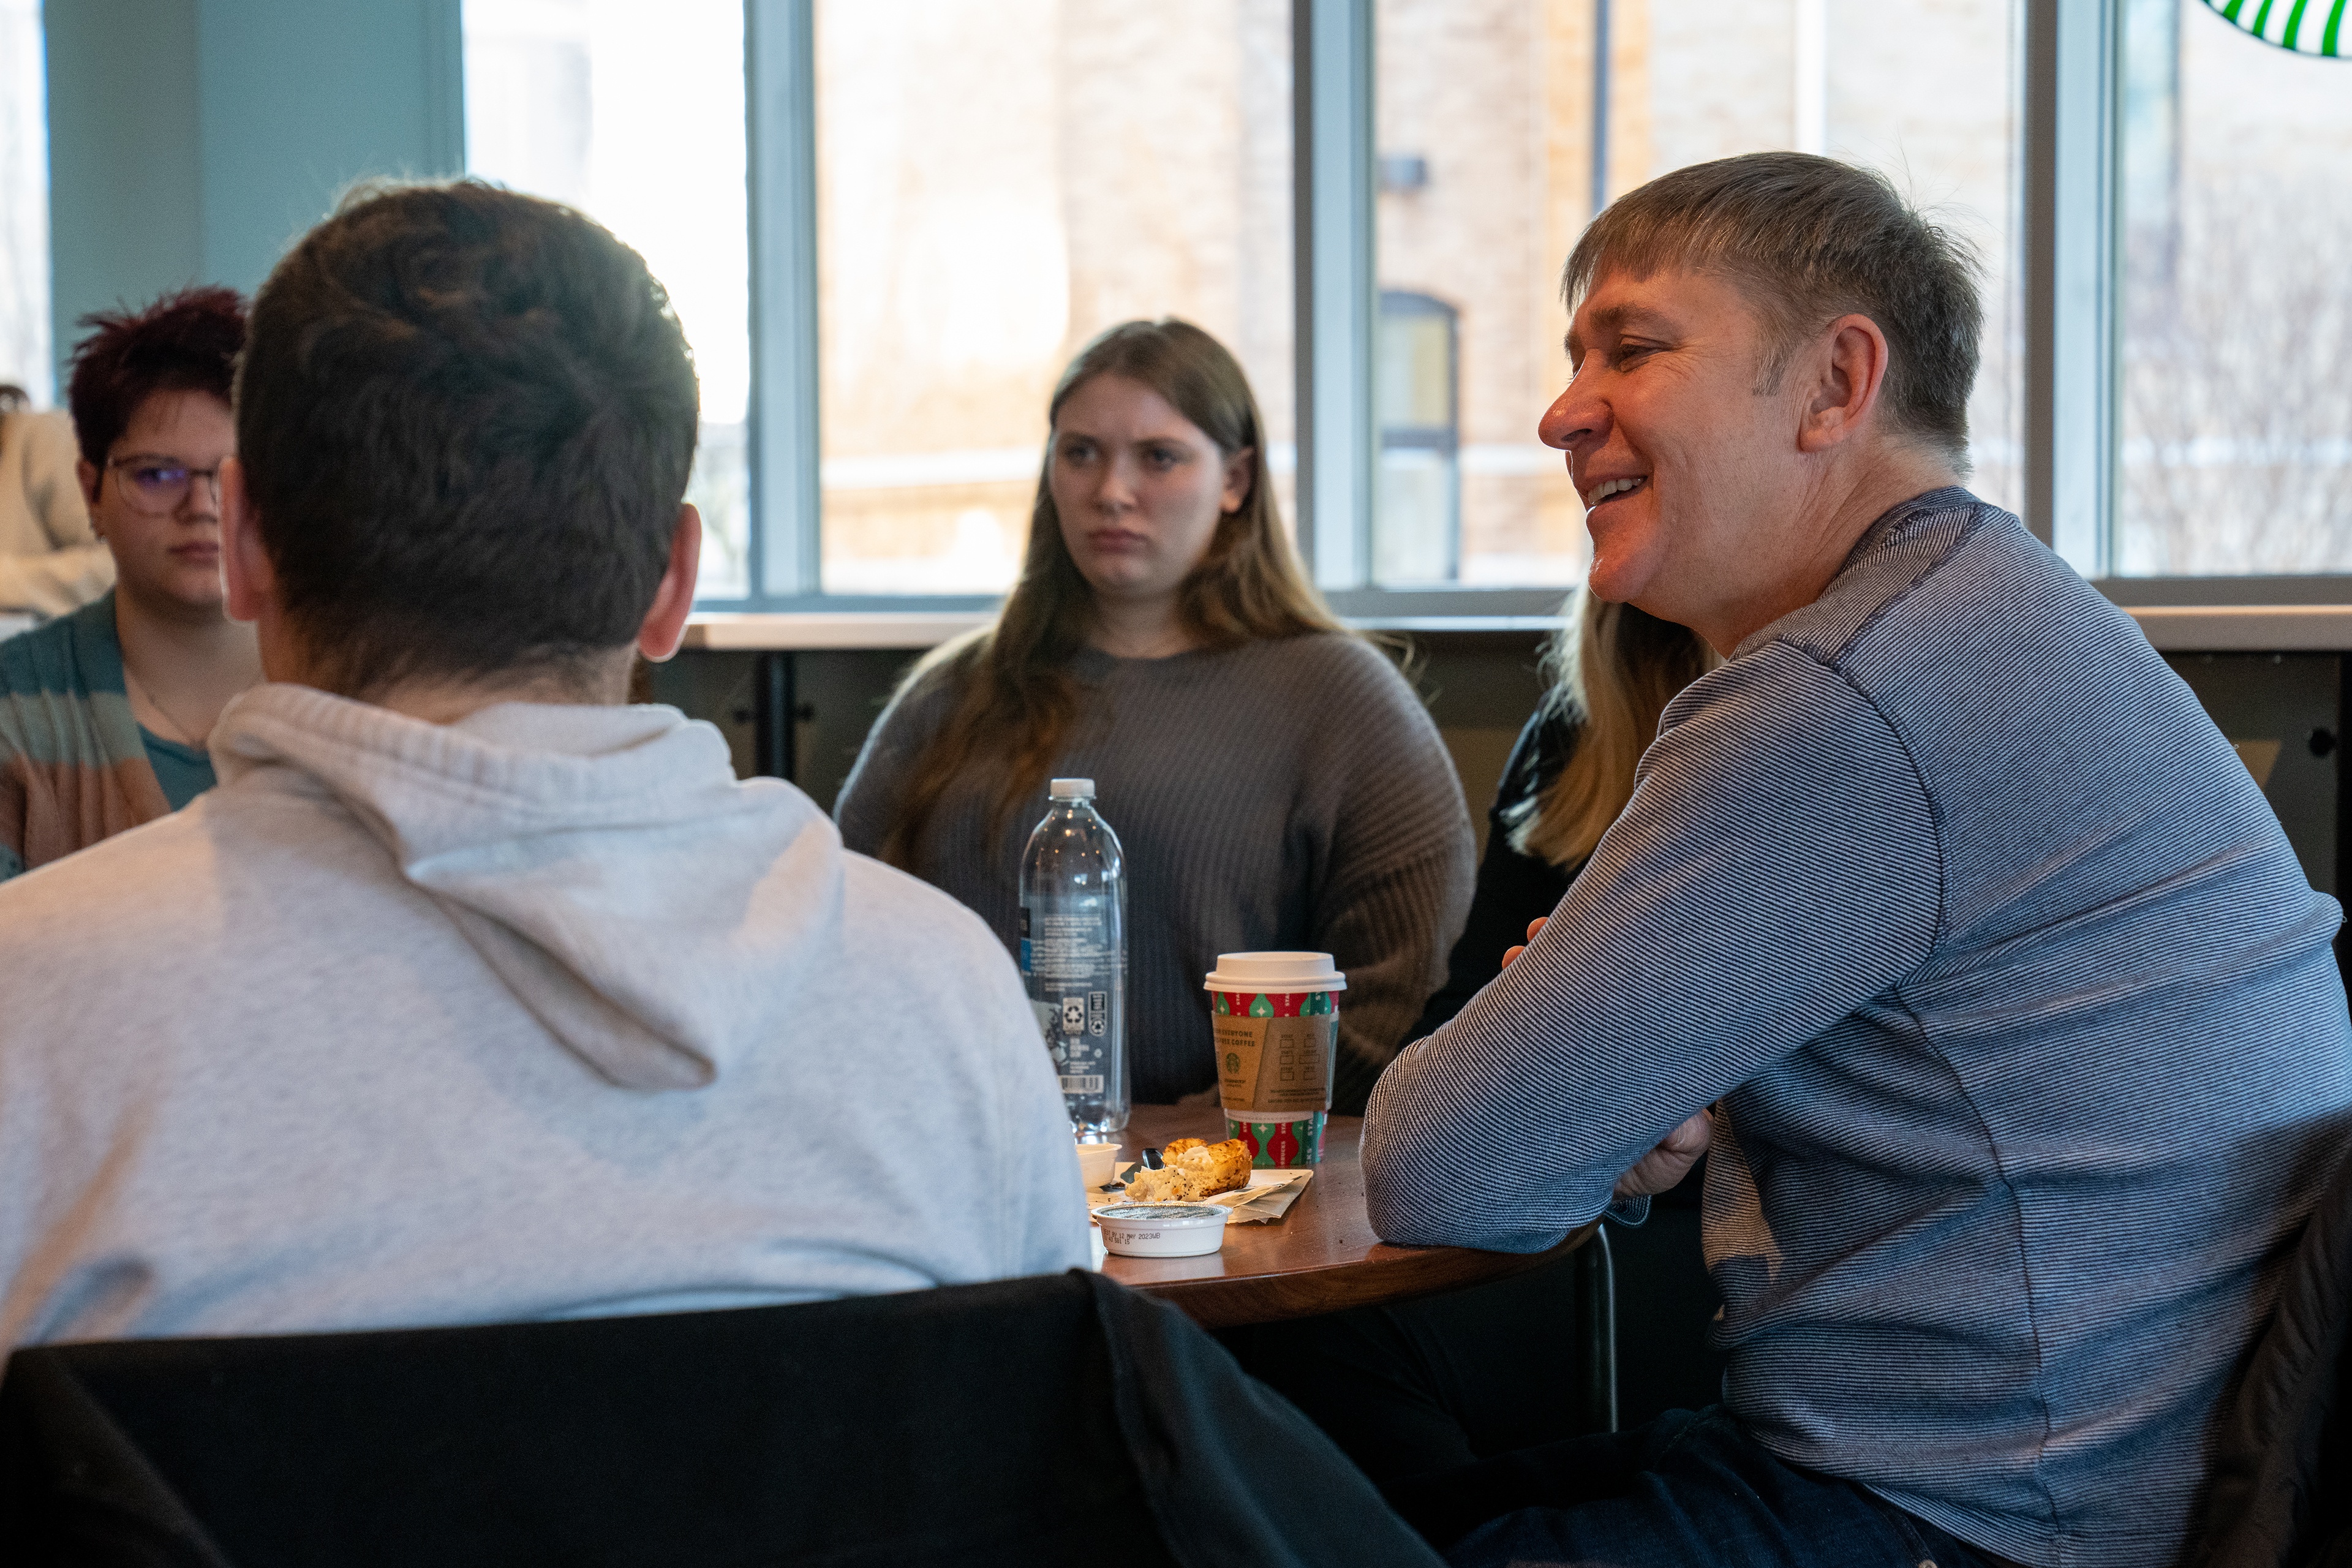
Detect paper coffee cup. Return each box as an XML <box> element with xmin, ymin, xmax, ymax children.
<box><xmin>1204</xmin><ymin>952</ymin><xmax>1345</xmax><ymax>1167</ymax></box>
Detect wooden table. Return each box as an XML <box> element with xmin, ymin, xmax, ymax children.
<box><xmin>1097</xmin><ymin>1104</ymin><xmax>1594</xmax><ymax>1329</ymax></box>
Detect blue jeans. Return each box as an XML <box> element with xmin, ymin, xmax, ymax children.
<box><xmin>1382</xmin><ymin>1406</ymin><xmax>2019</xmax><ymax>1568</ymax></box>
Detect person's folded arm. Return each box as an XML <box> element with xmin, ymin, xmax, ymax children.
<box><xmin>1315</xmin><ymin>845</ymin><xmax>1476</xmax><ymax>1112</ymax></box>
<box><xmin>1361</xmin><ymin>645</ymin><xmax>1943</xmax><ymax>1251</ymax></box>
<box><xmin>0</xmin><ymin>545</ymin><xmax>111</xmax><ymax>621</ymax></box>
<box><xmin>0</xmin><ymin>412</ymin><xmax>110</xmax><ymax>619</ymax></box>
<box><xmin>1303</xmin><ymin>644</ymin><xmax>1478</xmax><ymax>1112</ymax></box>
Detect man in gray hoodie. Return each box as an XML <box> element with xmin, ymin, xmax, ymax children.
<box><xmin>0</xmin><ymin>182</ymin><xmax>1091</xmax><ymax>1352</ymax></box>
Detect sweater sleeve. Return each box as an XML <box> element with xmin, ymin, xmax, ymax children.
<box><xmin>1410</xmin><ymin>709</ymin><xmax>1580</xmax><ymax>1041</ymax></box>
<box><xmin>1362</xmin><ymin>644</ymin><xmax>1943</xmax><ymax>1250</ymax></box>
<box><xmin>1308</xmin><ymin>644</ymin><xmax>1478</xmax><ymax>1115</ymax></box>
<box><xmin>0</xmin><ymin>413</ymin><xmax>111</xmax><ymax>620</ymax></box>
<box><xmin>832</xmin><ymin>667</ymin><xmax>952</xmax><ymax>858</ymax></box>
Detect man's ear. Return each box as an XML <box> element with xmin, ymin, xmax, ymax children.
<box><xmin>1796</xmin><ymin>314</ymin><xmax>1894</xmax><ymax>454</ymax></box>
<box><xmin>636</xmin><ymin>502</ymin><xmax>703</xmax><ymax>663</ymax></box>
<box><xmin>219</xmin><ymin>455</ymin><xmax>276</xmax><ymax>624</ymax></box>
<box><xmin>77</xmin><ymin>459</ymin><xmax>101</xmax><ymax>521</ymax></box>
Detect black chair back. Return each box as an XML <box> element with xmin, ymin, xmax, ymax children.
<box><xmin>2195</xmin><ymin>1146</ymin><xmax>2352</xmax><ymax>1568</ymax></box>
<box><xmin>0</xmin><ymin>1270</ymin><xmax>1442</xmax><ymax>1568</ymax></box>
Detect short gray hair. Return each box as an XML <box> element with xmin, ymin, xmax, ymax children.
<box><xmin>1565</xmin><ymin>151</ymin><xmax>1984</xmax><ymax>469</ymax></box>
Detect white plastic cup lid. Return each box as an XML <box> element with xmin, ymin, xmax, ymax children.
<box><xmin>1203</xmin><ymin>951</ymin><xmax>1347</xmax><ymax>993</ymax></box>
<box><xmin>1048</xmin><ymin>778</ymin><xmax>1096</xmax><ymax>799</ymax></box>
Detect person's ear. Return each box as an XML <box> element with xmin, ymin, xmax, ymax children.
<box><xmin>1220</xmin><ymin>446</ymin><xmax>1255</xmax><ymax>515</ymax></box>
<box><xmin>635</xmin><ymin>502</ymin><xmax>703</xmax><ymax>663</ymax></box>
<box><xmin>1796</xmin><ymin>314</ymin><xmax>1893</xmax><ymax>454</ymax></box>
<box><xmin>218</xmin><ymin>456</ymin><xmax>276</xmax><ymax>624</ymax></box>
<box><xmin>77</xmin><ymin>459</ymin><xmax>101</xmax><ymax>524</ymax></box>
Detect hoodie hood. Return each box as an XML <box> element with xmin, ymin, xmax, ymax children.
<box><xmin>211</xmin><ymin>684</ymin><xmax>844</xmax><ymax>1091</ymax></box>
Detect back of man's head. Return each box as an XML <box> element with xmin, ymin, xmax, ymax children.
<box><xmin>236</xmin><ymin>180</ymin><xmax>699</xmax><ymax>699</ymax></box>
<box><xmin>1565</xmin><ymin>151</ymin><xmax>1983</xmax><ymax>472</ymax></box>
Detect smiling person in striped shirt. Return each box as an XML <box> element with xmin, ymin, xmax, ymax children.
<box><xmin>1364</xmin><ymin>151</ymin><xmax>2352</xmax><ymax>1568</ymax></box>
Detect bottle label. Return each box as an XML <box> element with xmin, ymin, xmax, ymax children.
<box><xmin>1020</xmin><ymin>898</ymin><xmax>1122</xmax><ymax>1096</ymax></box>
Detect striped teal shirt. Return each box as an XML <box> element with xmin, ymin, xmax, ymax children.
<box><xmin>0</xmin><ymin>592</ymin><xmax>176</xmax><ymax>880</ymax></box>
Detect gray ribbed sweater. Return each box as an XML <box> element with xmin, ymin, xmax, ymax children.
<box><xmin>835</xmin><ymin>633</ymin><xmax>1476</xmax><ymax>1107</ymax></box>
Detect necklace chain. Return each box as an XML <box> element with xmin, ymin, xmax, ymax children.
<box><xmin>124</xmin><ymin>661</ymin><xmax>239</xmax><ymax>748</ymax></box>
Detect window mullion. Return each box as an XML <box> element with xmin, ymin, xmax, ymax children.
<box><xmin>2023</xmin><ymin>0</ymin><xmax>2120</xmax><ymax>575</ymax></box>
<box><xmin>747</xmin><ymin>0</ymin><xmax>821</xmax><ymax>602</ymax></box>
<box><xmin>1293</xmin><ymin>0</ymin><xmax>1374</xmax><ymax>592</ymax></box>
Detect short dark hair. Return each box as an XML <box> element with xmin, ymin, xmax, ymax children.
<box><xmin>67</xmin><ymin>286</ymin><xmax>247</xmax><ymax>469</ymax></box>
<box><xmin>1565</xmin><ymin>152</ymin><xmax>1983</xmax><ymax>468</ymax></box>
<box><xmin>235</xmin><ymin>179</ymin><xmax>699</xmax><ymax>696</ymax></box>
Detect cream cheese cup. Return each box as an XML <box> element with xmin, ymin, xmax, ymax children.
<box><xmin>1096</xmin><ymin>1203</ymin><xmax>1232</xmax><ymax>1258</ymax></box>
<box><xmin>1073</xmin><ymin>1140</ymin><xmax>1122</xmax><ymax>1191</ymax></box>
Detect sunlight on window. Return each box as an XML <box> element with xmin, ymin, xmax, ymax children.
<box><xmin>1372</xmin><ymin>0</ymin><xmax>2023</xmax><ymax>589</ymax></box>
<box><xmin>0</xmin><ymin>0</ymin><xmax>48</xmax><ymax>405</ymax></box>
<box><xmin>2117</xmin><ymin>0</ymin><xmax>2352</xmax><ymax>575</ymax></box>
<box><xmin>815</xmin><ymin>0</ymin><xmax>1294</xmax><ymax>596</ymax></box>
<box><xmin>463</xmin><ymin>0</ymin><xmax>752</xmax><ymax>598</ymax></box>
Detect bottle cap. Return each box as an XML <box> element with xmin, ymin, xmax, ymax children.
<box><xmin>1048</xmin><ymin>778</ymin><xmax>1096</xmax><ymax>799</ymax></box>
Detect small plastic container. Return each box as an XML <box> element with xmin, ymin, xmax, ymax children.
<box><xmin>1095</xmin><ymin>1203</ymin><xmax>1232</xmax><ymax>1258</ymax></box>
<box><xmin>1073</xmin><ymin>1140</ymin><xmax>1123</xmax><ymax>1191</ymax></box>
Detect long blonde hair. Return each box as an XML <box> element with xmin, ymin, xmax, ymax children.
<box><xmin>876</xmin><ymin>319</ymin><xmax>1343</xmax><ymax>869</ymax></box>
<box><xmin>1506</xmin><ymin>590</ymin><xmax>1717</xmax><ymax>869</ymax></box>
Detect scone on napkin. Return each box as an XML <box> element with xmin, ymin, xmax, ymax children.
<box><xmin>1126</xmin><ymin>1137</ymin><xmax>1253</xmax><ymax>1202</ymax></box>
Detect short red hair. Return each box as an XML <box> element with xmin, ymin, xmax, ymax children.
<box><xmin>66</xmin><ymin>285</ymin><xmax>247</xmax><ymax>469</ymax></box>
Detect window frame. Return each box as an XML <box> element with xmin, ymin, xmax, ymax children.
<box><xmin>706</xmin><ymin>0</ymin><xmax>2350</xmax><ymax>614</ymax></box>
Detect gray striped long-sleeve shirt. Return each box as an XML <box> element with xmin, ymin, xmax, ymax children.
<box><xmin>1363</xmin><ymin>489</ymin><xmax>2352</xmax><ymax>1568</ymax></box>
<box><xmin>836</xmin><ymin>633</ymin><xmax>1476</xmax><ymax>1107</ymax></box>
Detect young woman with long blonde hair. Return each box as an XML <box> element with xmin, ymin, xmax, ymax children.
<box><xmin>836</xmin><ymin>319</ymin><xmax>1474</xmax><ymax>1109</ymax></box>
<box><xmin>1411</xmin><ymin>587</ymin><xmax>1716</xmax><ymax>1036</ymax></box>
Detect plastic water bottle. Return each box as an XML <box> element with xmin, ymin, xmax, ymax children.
<box><xmin>1019</xmin><ymin>778</ymin><xmax>1129</xmax><ymax>1137</ymax></box>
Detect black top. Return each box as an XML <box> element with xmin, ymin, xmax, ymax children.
<box><xmin>1411</xmin><ymin>705</ymin><xmax>1586</xmax><ymax>1042</ymax></box>
<box><xmin>1406</xmin><ymin>704</ymin><xmax>1708</xmax><ymax>1210</ymax></box>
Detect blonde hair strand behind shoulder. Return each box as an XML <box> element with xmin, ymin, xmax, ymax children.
<box><xmin>1507</xmin><ymin>590</ymin><xmax>1717</xmax><ymax>870</ymax></box>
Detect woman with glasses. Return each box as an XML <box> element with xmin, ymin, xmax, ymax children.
<box><xmin>0</xmin><ymin>287</ymin><xmax>256</xmax><ymax>881</ymax></box>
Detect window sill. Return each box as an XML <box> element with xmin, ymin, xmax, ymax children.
<box><xmin>680</xmin><ymin>603</ymin><xmax>2352</xmax><ymax>654</ymax></box>
<box><xmin>682</xmin><ymin>610</ymin><xmax>990</xmax><ymax>651</ymax></box>
<box><xmin>2124</xmin><ymin>605</ymin><xmax>2352</xmax><ymax>652</ymax></box>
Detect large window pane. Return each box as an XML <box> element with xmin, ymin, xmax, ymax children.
<box><xmin>1371</xmin><ymin>0</ymin><xmax>2024</xmax><ymax>589</ymax></box>
<box><xmin>0</xmin><ymin>0</ymin><xmax>47</xmax><ymax>406</ymax></box>
<box><xmin>463</xmin><ymin>0</ymin><xmax>752</xmax><ymax>599</ymax></box>
<box><xmin>2117</xmin><ymin>0</ymin><xmax>2352</xmax><ymax>575</ymax></box>
<box><xmin>816</xmin><ymin>1</ymin><xmax>1293</xmax><ymax>596</ymax></box>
